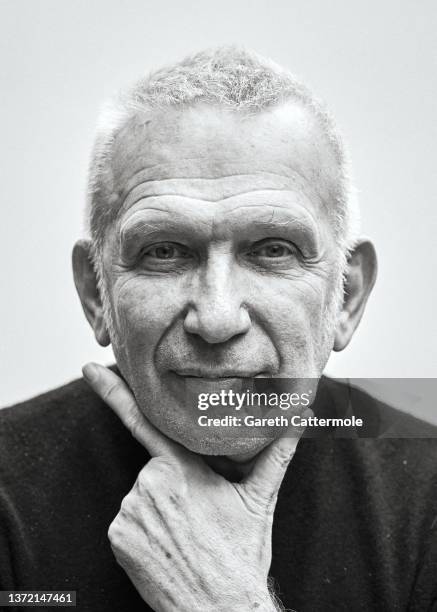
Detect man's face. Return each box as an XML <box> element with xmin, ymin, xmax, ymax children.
<box><xmin>99</xmin><ymin>102</ymin><xmax>343</xmax><ymax>455</ymax></box>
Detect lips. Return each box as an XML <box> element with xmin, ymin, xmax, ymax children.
<box><xmin>172</xmin><ymin>369</ymin><xmax>263</xmax><ymax>378</ymax></box>
<box><xmin>175</xmin><ymin>375</ymin><xmax>254</xmax><ymax>397</ymax></box>
<box><xmin>169</xmin><ymin>370</ymin><xmax>263</xmax><ymax>396</ymax></box>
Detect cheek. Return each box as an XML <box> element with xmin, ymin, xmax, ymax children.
<box><xmin>111</xmin><ymin>277</ymin><xmax>182</xmax><ymax>358</ymax></box>
<box><xmin>252</xmin><ymin>274</ymin><xmax>326</xmax><ymax>328</ymax></box>
<box><xmin>248</xmin><ymin>275</ymin><xmax>333</xmax><ymax>363</ymax></box>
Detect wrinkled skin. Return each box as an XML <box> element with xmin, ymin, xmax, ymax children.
<box><xmin>74</xmin><ymin>100</ymin><xmax>377</xmax><ymax>610</ymax></box>
<box><xmin>94</xmin><ymin>102</ymin><xmax>347</xmax><ymax>456</ymax></box>
<box><xmin>83</xmin><ymin>363</ymin><xmax>306</xmax><ymax>612</ymax></box>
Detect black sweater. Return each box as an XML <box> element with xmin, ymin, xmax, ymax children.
<box><xmin>1</xmin><ymin>376</ymin><xmax>437</xmax><ymax>611</ymax></box>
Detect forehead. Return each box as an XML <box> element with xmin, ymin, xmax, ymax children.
<box><xmin>108</xmin><ymin>102</ymin><xmax>340</xmax><ymax>213</ymax></box>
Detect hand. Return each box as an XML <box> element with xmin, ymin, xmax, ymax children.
<box><xmin>83</xmin><ymin>363</ymin><xmax>304</xmax><ymax>612</ymax></box>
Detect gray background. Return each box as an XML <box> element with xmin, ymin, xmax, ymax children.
<box><xmin>1</xmin><ymin>0</ymin><xmax>436</xmax><ymax>420</ymax></box>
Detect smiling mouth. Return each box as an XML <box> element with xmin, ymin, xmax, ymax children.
<box><xmin>171</xmin><ymin>370</ymin><xmax>265</xmax><ymax>379</ymax></box>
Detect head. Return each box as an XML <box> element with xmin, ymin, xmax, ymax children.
<box><xmin>73</xmin><ymin>46</ymin><xmax>377</xmax><ymax>457</ymax></box>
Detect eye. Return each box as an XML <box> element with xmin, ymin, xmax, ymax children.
<box><xmin>248</xmin><ymin>239</ymin><xmax>297</xmax><ymax>259</ymax></box>
<box><xmin>143</xmin><ymin>242</ymin><xmax>192</xmax><ymax>260</ymax></box>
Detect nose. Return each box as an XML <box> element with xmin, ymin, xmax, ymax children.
<box><xmin>183</xmin><ymin>254</ymin><xmax>251</xmax><ymax>344</ymax></box>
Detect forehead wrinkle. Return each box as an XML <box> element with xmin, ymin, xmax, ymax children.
<box><xmin>101</xmin><ymin>102</ymin><xmax>344</xmax><ymax>245</ymax></box>
<box><xmin>115</xmin><ymin>167</ymin><xmax>324</xmax><ymax>228</ymax></box>
<box><xmin>113</xmin><ymin>161</ymin><xmax>324</xmax><ymax>205</ymax></box>
<box><xmin>117</xmin><ymin>165</ymin><xmax>302</xmax><ymax>191</ymax></box>
<box><xmin>119</xmin><ymin>188</ymin><xmax>318</xmax><ymax>227</ymax></box>
<box><xmin>118</xmin><ymin>189</ymin><xmax>323</xmax><ymax>228</ymax></box>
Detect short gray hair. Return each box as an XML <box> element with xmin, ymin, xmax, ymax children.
<box><xmin>85</xmin><ymin>45</ymin><xmax>360</xmax><ymax>262</ymax></box>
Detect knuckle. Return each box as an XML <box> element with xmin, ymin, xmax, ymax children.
<box><xmin>107</xmin><ymin>517</ymin><xmax>122</xmax><ymax>545</ymax></box>
<box><xmin>130</xmin><ymin>417</ymin><xmax>141</xmax><ymax>438</ymax></box>
<box><xmin>101</xmin><ymin>380</ymin><xmax>120</xmax><ymax>403</ymax></box>
<box><xmin>153</xmin><ymin>456</ymin><xmax>179</xmax><ymax>473</ymax></box>
<box><xmin>136</xmin><ymin>464</ymin><xmax>160</xmax><ymax>494</ymax></box>
<box><xmin>128</xmin><ymin>412</ymin><xmax>148</xmax><ymax>442</ymax></box>
<box><xmin>108</xmin><ymin>494</ymin><xmax>137</xmax><ymax>546</ymax></box>
<box><xmin>136</xmin><ymin>457</ymin><xmax>184</xmax><ymax>498</ymax></box>
<box><xmin>143</xmin><ymin>456</ymin><xmax>175</xmax><ymax>478</ymax></box>
<box><xmin>119</xmin><ymin>493</ymin><xmax>133</xmax><ymax>514</ymax></box>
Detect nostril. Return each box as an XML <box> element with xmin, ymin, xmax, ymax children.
<box><xmin>183</xmin><ymin>305</ymin><xmax>251</xmax><ymax>344</ymax></box>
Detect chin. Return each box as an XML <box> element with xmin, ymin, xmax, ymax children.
<box><xmin>168</xmin><ymin>426</ymin><xmax>275</xmax><ymax>456</ymax></box>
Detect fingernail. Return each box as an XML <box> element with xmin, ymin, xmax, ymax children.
<box><xmin>82</xmin><ymin>363</ymin><xmax>99</xmax><ymax>383</ymax></box>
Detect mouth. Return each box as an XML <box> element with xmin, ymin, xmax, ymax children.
<box><xmin>171</xmin><ymin>369</ymin><xmax>265</xmax><ymax>379</ymax></box>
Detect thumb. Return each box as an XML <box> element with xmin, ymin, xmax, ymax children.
<box><xmin>242</xmin><ymin>435</ymin><xmax>299</xmax><ymax>509</ymax></box>
<box><xmin>243</xmin><ymin>409</ymin><xmax>313</xmax><ymax>507</ymax></box>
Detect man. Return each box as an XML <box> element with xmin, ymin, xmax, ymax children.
<box><xmin>1</xmin><ymin>47</ymin><xmax>436</xmax><ymax>611</ymax></box>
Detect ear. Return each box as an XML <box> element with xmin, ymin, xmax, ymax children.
<box><xmin>72</xmin><ymin>239</ymin><xmax>111</xmax><ymax>347</ymax></box>
<box><xmin>334</xmin><ymin>238</ymin><xmax>377</xmax><ymax>352</ymax></box>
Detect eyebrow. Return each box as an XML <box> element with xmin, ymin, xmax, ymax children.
<box><xmin>118</xmin><ymin>197</ymin><xmax>322</xmax><ymax>259</ymax></box>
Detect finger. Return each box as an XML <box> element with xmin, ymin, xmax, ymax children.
<box><xmin>242</xmin><ymin>435</ymin><xmax>299</xmax><ymax>507</ymax></box>
<box><xmin>82</xmin><ymin>363</ymin><xmax>185</xmax><ymax>459</ymax></box>
<box><xmin>243</xmin><ymin>409</ymin><xmax>313</xmax><ymax>504</ymax></box>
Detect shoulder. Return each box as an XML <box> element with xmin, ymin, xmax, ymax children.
<box><xmin>0</xmin><ymin>374</ymin><xmax>114</xmax><ymax>449</ymax></box>
<box><xmin>313</xmin><ymin>378</ymin><xmax>437</xmax><ymax>507</ymax></box>
<box><xmin>0</xmin><ymin>370</ymin><xmax>146</xmax><ymax>486</ymax></box>
<box><xmin>1</xmin><ymin>373</ymin><xmax>104</xmax><ymax>421</ymax></box>
<box><xmin>321</xmin><ymin>376</ymin><xmax>437</xmax><ymax>439</ymax></box>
